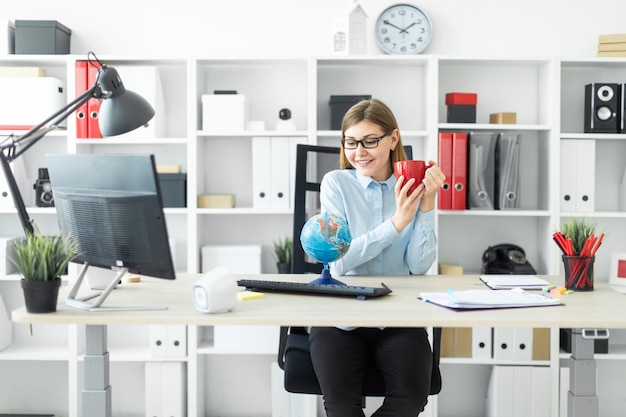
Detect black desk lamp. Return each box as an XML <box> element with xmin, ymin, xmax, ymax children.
<box><xmin>0</xmin><ymin>52</ymin><xmax>155</xmax><ymax>235</ymax></box>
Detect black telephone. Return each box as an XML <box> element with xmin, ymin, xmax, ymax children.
<box><xmin>481</xmin><ymin>243</ymin><xmax>537</xmax><ymax>275</ymax></box>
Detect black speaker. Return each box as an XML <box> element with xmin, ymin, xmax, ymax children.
<box><xmin>584</xmin><ymin>83</ymin><xmax>620</xmax><ymax>133</ymax></box>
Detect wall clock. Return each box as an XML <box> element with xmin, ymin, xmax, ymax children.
<box><xmin>375</xmin><ymin>3</ymin><xmax>432</xmax><ymax>55</ymax></box>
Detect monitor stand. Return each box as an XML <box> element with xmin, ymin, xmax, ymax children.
<box><xmin>65</xmin><ymin>263</ymin><xmax>168</xmax><ymax>311</ymax></box>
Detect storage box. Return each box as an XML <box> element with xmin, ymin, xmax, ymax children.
<box><xmin>490</xmin><ymin>112</ymin><xmax>517</xmax><ymax>124</ymax></box>
<box><xmin>202</xmin><ymin>94</ymin><xmax>249</xmax><ymax>131</ymax></box>
<box><xmin>329</xmin><ymin>94</ymin><xmax>371</xmax><ymax>130</ymax></box>
<box><xmin>201</xmin><ymin>245</ymin><xmax>261</xmax><ymax>274</ymax></box>
<box><xmin>0</xmin><ymin>237</ymin><xmax>18</xmax><ymax>276</ymax></box>
<box><xmin>158</xmin><ymin>173</ymin><xmax>187</xmax><ymax>208</ymax></box>
<box><xmin>197</xmin><ymin>194</ymin><xmax>235</xmax><ymax>208</ymax></box>
<box><xmin>0</xmin><ymin>19</ymin><xmax>15</xmax><ymax>54</ymax></box>
<box><xmin>447</xmin><ymin>104</ymin><xmax>476</xmax><ymax>123</ymax></box>
<box><xmin>201</xmin><ymin>244</ymin><xmax>274</xmax><ymax>350</ymax></box>
<box><xmin>0</xmin><ymin>77</ymin><xmax>66</xmax><ymax>129</ymax></box>
<box><xmin>445</xmin><ymin>92</ymin><xmax>477</xmax><ymax>105</ymax></box>
<box><xmin>15</xmin><ymin>20</ymin><xmax>71</xmax><ymax>54</ymax></box>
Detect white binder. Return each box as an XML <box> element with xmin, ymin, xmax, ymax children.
<box><xmin>252</xmin><ymin>136</ymin><xmax>272</xmax><ymax>209</ymax></box>
<box><xmin>513</xmin><ymin>327</ymin><xmax>533</xmax><ymax>360</ymax></box>
<box><xmin>109</xmin><ymin>65</ymin><xmax>166</xmax><ymax>139</ymax></box>
<box><xmin>271</xmin><ymin>136</ymin><xmax>291</xmax><ymax>209</ymax></box>
<box><xmin>145</xmin><ymin>362</ymin><xmax>187</xmax><ymax>417</ymax></box>
<box><xmin>493</xmin><ymin>327</ymin><xmax>516</xmax><ymax>360</ymax></box>
<box><xmin>472</xmin><ymin>326</ymin><xmax>492</xmax><ymax>359</ymax></box>
<box><xmin>560</xmin><ymin>139</ymin><xmax>577</xmax><ymax>212</ymax></box>
<box><xmin>575</xmin><ymin>139</ymin><xmax>595</xmax><ymax>212</ymax></box>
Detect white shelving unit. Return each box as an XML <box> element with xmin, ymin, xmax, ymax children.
<box><xmin>2</xmin><ymin>53</ymin><xmax>626</xmax><ymax>416</ymax></box>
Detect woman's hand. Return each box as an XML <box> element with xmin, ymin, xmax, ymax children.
<box><xmin>391</xmin><ymin>161</ymin><xmax>447</xmax><ymax>231</ymax></box>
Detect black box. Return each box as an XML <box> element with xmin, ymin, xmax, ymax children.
<box><xmin>158</xmin><ymin>173</ymin><xmax>187</xmax><ymax>208</ymax></box>
<box><xmin>447</xmin><ymin>104</ymin><xmax>476</xmax><ymax>123</ymax></box>
<box><xmin>329</xmin><ymin>95</ymin><xmax>371</xmax><ymax>130</ymax></box>
<box><xmin>559</xmin><ymin>328</ymin><xmax>608</xmax><ymax>354</ymax></box>
<box><xmin>15</xmin><ymin>20</ymin><xmax>71</xmax><ymax>54</ymax></box>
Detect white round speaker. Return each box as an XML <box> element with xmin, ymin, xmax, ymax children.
<box><xmin>193</xmin><ymin>267</ymin><xmax>240</xmax><ymax>313</ymax></box>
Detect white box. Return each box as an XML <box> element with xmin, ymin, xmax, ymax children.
<box><xmin>201</xmin><ymin>94</ymin><xmax>249</xmax><ymax>131</ymax></box>
<box><xmin>0</xmin><ymin>19</ymin><xmax>15</xmax><ymax>54</ymax></box>
<box><xmin>201</xmin><ymin>245</ymin><xmax>261</xmax><ymax>274</ymax></box>
<box><xmin>200</xmin><ymin>245</ymin><xmax>277</xmax><ymax>350</ymax></box>
<box><xmin>0</xmin><ymin>237</ymin><xmax>18</xmax><ymax>276</ymax></box>
<box><xmin>0</xmin><ymin>77</ymin><xmax>66</xmax><ymax>129</ymax></box>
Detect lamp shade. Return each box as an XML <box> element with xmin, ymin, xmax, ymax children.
<box><xmin>97</xmin><ymin>65</ymin><xmax>155</xmax><ymax>137</ymax></box>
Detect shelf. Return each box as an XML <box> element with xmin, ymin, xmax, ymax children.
<box><xmin>439</xmin><ymin>123</ymin><xmax>551</xmax><ymax>131</ymax></box>
<box><xmin>0</xmin><ymin>343</ymin><xmax>70</xmax><ymax>361</ymax></box>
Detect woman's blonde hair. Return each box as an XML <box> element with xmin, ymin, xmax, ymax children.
<box><xmin>339</xmin><ymin>99</ymin><xmax>407</xmax><ymax>169</ymax></box>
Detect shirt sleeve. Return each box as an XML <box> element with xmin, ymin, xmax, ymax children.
<box><xmin>406</xmin><ymin>208</ymin><xmax>437</xmax><ymax>275</ymax></box>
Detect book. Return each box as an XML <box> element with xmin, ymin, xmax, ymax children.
<box><xmin>597</xmin><ymin>51</ymin><xmax>626</xmax><ymax>57</ymax></box>
<box><xmin>599</xmin><ymin>33</ymin><xmax>626</xmax><ymax>44</ymax></box>
<box><xmin>598</xmin><ymin>42</ymin><xmax>626</xmax><ymax>52</ymax></box>
<box><xmin>0</xmin><ymin>66</ymin><xmax>46</xmax><ymax>77</ymax></box>
<box><xmin>479</xmin><ymin>275</ymin><xmax>550</xmax><ymax>290</ymax></box>
<box><xmin>420</xmin><ymin>288</ymin><xmax>561</xmax><ymax>310</ymax></box>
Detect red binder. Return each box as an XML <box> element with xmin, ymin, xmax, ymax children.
<box><xmin>75</xmin><ymin>61</ymin><xmax>89</xmax><ymax>138</ymax></box>
<box><xmin>451</xmin><ymin>132</ymin><xmax>468</xmax><ymax>210</ymax></box>
<box><xmin>87</xmin><ymin>61</ymin><xmax>102</xmax><ymax>138</ymax></box>
<box><xmin>437</xmin><ymin>132</ymin><xmax>453</xmax><ymax>210</ymax></box>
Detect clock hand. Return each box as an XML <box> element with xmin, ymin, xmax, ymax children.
<box><xmin>401</xmin><ymin>22</ymin><xmax>418</xmax><ymax>32</ymax></box>
<box><xmin>383</xmin><ymin>20</ymin><xmax>406</xmax><ymax>33</ymax></box>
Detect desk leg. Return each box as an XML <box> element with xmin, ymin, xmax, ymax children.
<box><xmin>567</xmin><ymin>328</ymin><xmax>598</xmax><ymax>417</ymax></box>
<box><xmin>83</xmin><ymin>325</ymin><xmax>112</xmax><ymax>417</ymax></box>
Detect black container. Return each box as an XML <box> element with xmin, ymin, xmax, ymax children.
<box><xmin>329</xmin><ymin>95</ymin><xmax>371</xmax><ymax>130</ymax></box>
<box><xmin>158</xmin><ymin>173</ymin><xmax>187</xmax><ymax>208</ymax></box>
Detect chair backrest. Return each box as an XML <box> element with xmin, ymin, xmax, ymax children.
<box><xmin>291</xmin><ymin>144</ymin><xmax>413</xmax><ymax>274</ymax></box>
<box><xmin>283</xmin><ymin>143</ymin><xmax>441</xmax><ymax>397</ymax></box>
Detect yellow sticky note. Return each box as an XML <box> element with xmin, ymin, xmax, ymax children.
<box><xmin>237</xmin><ymin>291</ymin><xmax>265</xmax><ymax>301</ymax></box>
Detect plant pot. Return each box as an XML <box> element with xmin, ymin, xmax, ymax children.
<box><xmin>20</xmin><ymin>278</ymin><xmax>62</xmax><ymax>313</ymax></box>
<box><xmin>277</xmin><ymin>262</ymin><xmax>291</xmax><ymax>274</ymax></box>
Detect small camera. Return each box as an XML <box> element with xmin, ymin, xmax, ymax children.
<box><xmin>34</xmin><ymin>168</ymin><xmax>54</xmax><ymax>207</ymax></box>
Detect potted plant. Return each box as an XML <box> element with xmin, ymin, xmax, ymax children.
<box><xmin>10</xmin><ymin>232</ymin><xmax>78</xmax><ymax>313</ymax></box>
<box><xmin>273</xmin><ymin>236</ymin><xmax>293</xmax><ymax>274</ymax></box>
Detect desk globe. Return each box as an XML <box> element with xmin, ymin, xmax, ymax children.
<box><xmin>300</xmin><ymin>212</ymin><xmax>351</xmax><ymax>285</ymax></box>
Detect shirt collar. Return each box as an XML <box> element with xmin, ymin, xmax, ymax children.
<box><xmin>354</xmin><ymin>169</ymin><xmax>397</xmax><ymax>190</ymax></box>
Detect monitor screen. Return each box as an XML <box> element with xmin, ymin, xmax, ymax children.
<box><xmin>46</xmin><ymin>153</ymin><xmax>176</xmax><ymax>310</ymax></box>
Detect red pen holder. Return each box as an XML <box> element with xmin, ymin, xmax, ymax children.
<box><xmin>563</xmin><ymin>255</ymin><xmax>595</xmax><ymax>291</ymax></box>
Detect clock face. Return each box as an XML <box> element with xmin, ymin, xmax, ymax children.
<box><xmin>375</xmin><ymin>4</ymin><xmax>432</xmax><ymax>55</ymax></box>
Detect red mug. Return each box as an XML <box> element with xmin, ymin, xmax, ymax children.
<box><xmin>394</xmin><ymin>160</ymin><xmax>429</xmax><ymax>195</ymax></box>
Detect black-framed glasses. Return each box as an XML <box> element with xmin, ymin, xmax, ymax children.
<box><xmin>341</xmin><ymin>133</ymin><xmax>390</xmax><ymax>150</ymax></box>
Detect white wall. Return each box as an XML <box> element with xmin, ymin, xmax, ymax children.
<box><xmin>3</xmin><ymin>0</ymin><xmax>626</xmax><ymax>58</ymax></box>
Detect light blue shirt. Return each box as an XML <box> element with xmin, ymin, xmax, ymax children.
<box><xmin>320</xmin><ymin>169</ymin><xmax>437</xmax><ymax>278</ymax></box>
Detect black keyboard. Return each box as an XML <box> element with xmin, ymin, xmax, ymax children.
<box><xmin>237</xmin><ymin>279</ymin><xmax>392</xmax><ymax>300</ymax></box>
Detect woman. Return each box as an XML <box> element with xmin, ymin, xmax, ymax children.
<box><xmin>309</xmin><ymin>98</ymin><xmax>445</xmax><ymax>417</ymax></box>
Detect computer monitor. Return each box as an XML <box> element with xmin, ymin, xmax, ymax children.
<box><xmin>46</xmin><ymin>153</ymin><xmax>176</xmax><ymax>311</ymax></box>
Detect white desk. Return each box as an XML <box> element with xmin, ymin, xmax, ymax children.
<box><xmin>13</xmin><ymin>274</ymin><xmax>626</xmax><ymax>417</ymax></box>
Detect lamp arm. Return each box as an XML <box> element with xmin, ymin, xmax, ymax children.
<box><xmin>0</xmin><ymin>84</ymin><xmax>99</xmax><ymax>236</ymax></box>
<box><xmin>5</xmin><ymin>85</ymin><xmax>99</xmax><ymax>160</ymax></box>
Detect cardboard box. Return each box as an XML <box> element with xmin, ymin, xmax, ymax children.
<box><xmin>158</xmin><ymin>173</ymin><xmax>187</xmax><ymax>208</ymax></box>
<box><xmin>201</xmin><ymin>245</ymin><xmax>261</xmax><ymax>274</ymax></box>
<box><xmin>15</xmin><ymin>20</ymin><xmax>71</xmax><ymax>54</ymax></box>
<box><xmin>0</xmin><ymin>237</ymin><xmax>18</xmax><ymax>276</ymax></box>
<box><xmin>329</xmin><ymin>95</ymin><xmax>371</xmax><ymax>130</ymax></box>
<box><xmin>197</xmin><ymin>194</ymin><xmax>235</xmax><ymax>208</ymax></box>
<box><xmin>490</xmin><ymin>112</ymin><xmax>517</xmax><ymax>124</ymax></box>
<box><xmin>202</xmin><ymin>94</ymin><xmax>249</xmax><ymax>131</ymax></box>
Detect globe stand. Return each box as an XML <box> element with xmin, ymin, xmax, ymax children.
<box><xmin>308</xmin><ymin>264</ymin><xmax>346</xmax><ymax>286</ymax></box>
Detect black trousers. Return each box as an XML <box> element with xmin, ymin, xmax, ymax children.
<box><xmin>309</xmin><ymin>326</ymin><xmax>433</xmax><ymax>417</ymax></box>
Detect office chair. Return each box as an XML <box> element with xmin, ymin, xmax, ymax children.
<box><xmin>278</xmin><ymin>144</ymin><xmax>442</xmax><ymax>398</ymax></box>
